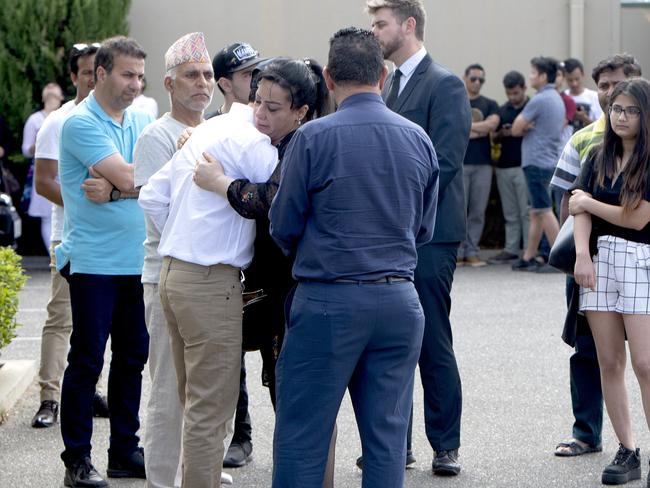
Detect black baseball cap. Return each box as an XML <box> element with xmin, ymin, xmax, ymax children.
<box><xmin>213</xmin><ymin>42</ymin><xmax>264</xmax><ymax>79</ymax></box>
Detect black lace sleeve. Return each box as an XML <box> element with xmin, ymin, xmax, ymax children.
<box><xmin>226</xmin><ymin>162</ymin><xmax>282</xmax><ymax>220</ymax></box>
<box><xmin>225</xmin><ymin>130</ymin><xmax>296</xmax><ymax>220</ymax></box>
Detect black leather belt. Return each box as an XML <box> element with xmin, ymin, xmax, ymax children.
<box><xmin>333</xmin><ymin>276</ymin><xmax>411</xmax><ymax>284</ymax></box>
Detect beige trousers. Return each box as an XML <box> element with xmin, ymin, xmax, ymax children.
<box><xmin>38</xmin><ymin>241</ymin><xmax>72</xmax><ymax>402</ymax></box>
<box><xmin>159</xmin><ymin>257</ymin><xmax>242</xmax><ymax>488</ymax></box>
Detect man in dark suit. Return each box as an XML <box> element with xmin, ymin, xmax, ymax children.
<box><xmin>366</xmin><ymin>0</ymin><xmax>471</xmax><ymax>476</ymax></box>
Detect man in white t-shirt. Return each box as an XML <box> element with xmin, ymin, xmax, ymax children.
<box><xmin>31</xmin><ymin>42</ymin><xmax>109</xmax><ymax>429</ymax></box>
<box><xmin>139</xmin><ymin>102</ymin><xmax>277</xmax><ymax>487</ymax></box>
<box><xmin>564</xmin><ymin>57</ymin><xmax>603</xmax><ymax>131</ymax></box>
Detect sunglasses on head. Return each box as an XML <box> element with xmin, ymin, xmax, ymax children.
<box><xmin>469</xmin><ymin>76</ymin><xmax>485</xmax><ymax>84</ymax></box>
<box><xmin>72</xmin><ymin>42</ymin><xmax>101</xmax><ymax>54</ymax></box>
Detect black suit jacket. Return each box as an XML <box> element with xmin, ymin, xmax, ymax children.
<box><xmin>383</xmin><ymin>54</ymin><xmax>471</xmax><ymax>243</ymax></box>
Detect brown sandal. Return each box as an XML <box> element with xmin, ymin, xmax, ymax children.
<box><xmin>554</xmin><ymin>439</ymin><xmax>602</xmax><ymax>457</ymax></box>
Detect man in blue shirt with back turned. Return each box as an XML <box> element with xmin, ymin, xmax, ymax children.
<box><xmin>269</xmin><ymin>27</ymin><xmax>439</xmax><ymax>488</ymax></box>
<box><xmin>57</xmin><ymin>37</ymin><xmax>153</xmax><ymax>488</ymax></box>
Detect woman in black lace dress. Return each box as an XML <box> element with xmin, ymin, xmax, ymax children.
<box><xmin>194</xmin><ymin>58</ymin><xmax>330</xmax><ymax>406</ymax></box>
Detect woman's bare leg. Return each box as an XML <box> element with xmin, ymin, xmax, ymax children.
<box><xmin>586</xmin><ymin>311</ymin><xmax>633</xmax><ymax>449</ymax></box>
<box><xmin>623</xmin><ymin>314</ymin><xmax>650</xmax><ymax>432</ymax></box>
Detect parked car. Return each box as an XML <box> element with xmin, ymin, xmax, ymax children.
<box><xmin>0</xmin><ymin>192</ymin><xmax>21</xmax><ymax>248</ymax></box>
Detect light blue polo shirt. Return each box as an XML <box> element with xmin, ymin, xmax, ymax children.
<box><xmin>56</xmin><ymin>91</ymin><xmax>153</xmax><ymax>275</ymax></box>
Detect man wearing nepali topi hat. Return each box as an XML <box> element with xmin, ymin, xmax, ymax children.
<box><xmin>138</xmin><ymin>31</ymin><xmax>278</xmax><ymax>487</ymax></box>
<box><xmin>130</xmin><ymin>32</ymin><xmax>223</xmax><ymax>488</ymax></box>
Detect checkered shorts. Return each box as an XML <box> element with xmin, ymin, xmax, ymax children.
<box><xmin>580</xmin><ymin>235</ymin><xmax>650</xmax><ymax>314</ymax></box>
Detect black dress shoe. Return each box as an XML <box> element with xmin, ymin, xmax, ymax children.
<box><xmin>223</xmin><ymin>440</ymin><xmax>252</xmax><ymax>468</ymax></box>
<box><xmin>432</xmin><ymin>449</ymin><xmax>461</xmax><ymax>476</ymax></box>
<box><xmin>355</xmin><ymin>450</ymin><xmax>416</xmax><ymax>470</ymax></box>
<box><xmin>92</xmin><ymin>393</ymin><xmax>109</xmax><ymax>418</ymax></box>
<box><xmin>31</xmin><ymin>400</ymin><xmax>59</xmax><ymax>428</ymax></box>
<box><xmin>64</xmin><ymin>457</ymin><xmax>108</xmax><ymax>487</ymax></box>
<box><xmin>107</xmin><ymin>447</ymin><xmax>146</xmax><ymax>479</ymax></box>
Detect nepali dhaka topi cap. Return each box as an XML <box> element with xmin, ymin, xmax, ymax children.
<box><xmin>165</xmin><ymin>32</ymin><xmax>211</xmax><ymax>71</ymax></box>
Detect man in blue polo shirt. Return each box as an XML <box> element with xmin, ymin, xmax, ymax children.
<box><xmin>56</xmin><ymin>36</ymin><xmax>153</xmax><ymax>488</ymax></box>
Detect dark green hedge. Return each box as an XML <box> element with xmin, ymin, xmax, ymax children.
<box><xmin>0</xmin><ymin>0</ymin><xmax>131</xmax><ymax>158</ymax></box>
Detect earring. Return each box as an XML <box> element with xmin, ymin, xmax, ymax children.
<box><xmin>297</xmin><ymin>118</ymin><xmax>302</xmax><ymax>126</ymax></box>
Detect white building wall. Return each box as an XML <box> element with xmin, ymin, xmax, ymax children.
<box><xmin>128</xmin><ymin>0</ymin><xmax>629</xmax><ymax>110</ymax></box>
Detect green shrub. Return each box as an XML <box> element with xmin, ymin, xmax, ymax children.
<box><xmin>0</xmin><ymin>0</ymin><xmax>132</xmax><ymax>157</ymax></box>
<box><xmin>0</xmin><ymin>247</ymin><xmax>28</xmax><ymax>349</ymax></box>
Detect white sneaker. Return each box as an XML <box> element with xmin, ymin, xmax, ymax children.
<box><xmin>221</xmin><ymin>472</ymin><xmax>234</xmax><ymax>485</ymax></box>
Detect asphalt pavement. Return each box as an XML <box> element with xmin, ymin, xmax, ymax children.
<box><xmin>1</xmin><ymin>255</ymin><xmax>649</xmax><ymax>488</ymax></box>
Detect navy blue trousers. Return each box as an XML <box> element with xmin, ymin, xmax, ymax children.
<box><xmin>60</xmin><ymin>267</ymin><xmax>149</xmax><ymax>466</ymax></box>
<box><xmin>412</xmin><ymin>242</ymin><xmax>462</xmax><ymax>451</ymax></box>
<box><xmin>272</xmin><ymin>281</ymin><xmax>424</xmax><ymax>488</ymax></box>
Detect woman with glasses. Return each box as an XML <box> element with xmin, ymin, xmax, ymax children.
<box><xmin>571</xmin><ymin>77</ymin><xmax>650</xmax><ymax>486</ymax></box>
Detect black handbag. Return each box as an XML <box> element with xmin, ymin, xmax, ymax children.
<box><xmin>549</xmin><ymin>215</ymin><xmax>575</xmax><ymax>275</ymax></box>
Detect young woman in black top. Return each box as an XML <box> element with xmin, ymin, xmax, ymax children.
<box><xmin>571</xmin><ymin>78</ymin><xmax>650</xmax><ymax>485</ymax></box>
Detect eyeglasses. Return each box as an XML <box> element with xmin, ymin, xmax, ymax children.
<box><xmin>72</xmin><ymin>42</ymin><xmax>101</xmax><ymax>54</ymax></box>
<box><xmin>469</xmin><ymin>76</ymin><xmax>485</xmax><ymax>84</ymax></box>
<box><xmin>609</xmin><ymin>104</ymin><xmax>641</xmax><ymax>119</ymax></box>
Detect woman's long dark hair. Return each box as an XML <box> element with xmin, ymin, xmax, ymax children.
<box><xmin>595</xmin><ymin>78</ymin><xmax>650</xmax><ymax>212</ymax></box>
<box><xmin>256</xmin><ymin>58</ymin><xmax>331</xmax><ymax>121</ymax></box>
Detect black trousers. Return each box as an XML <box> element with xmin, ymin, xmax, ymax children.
<box><xmin>232</xmin><ymin>352</ymin><xmax>252</xmax><ymax>444</ymax></box>
<box><xmin>410</xmin><ymin>242</ymin><xmax>462</xmax><ymax>451</ymax></box>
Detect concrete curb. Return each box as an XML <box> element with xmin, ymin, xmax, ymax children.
<box><xmin>0</xmin><ymin>359</ymin><xmax>37</xmax><ymax>423</ymax></box>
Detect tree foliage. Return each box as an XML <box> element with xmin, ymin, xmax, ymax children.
<box><xmin>0</xmin><ymin>0</ymin><xmax>131</xmax><ymax>152</ymax></box>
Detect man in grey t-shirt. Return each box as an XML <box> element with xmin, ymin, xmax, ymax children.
<box><xmin>511</xmin><ymin>56</ymin><xmax>565</xmax><ymax>271</ymax></box>
<box><xmin>132</xmin><ymin>32</ymin><xmax>217</xmax><ymax>488</ymax></box>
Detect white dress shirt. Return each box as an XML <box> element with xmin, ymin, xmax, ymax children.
<box><xmin>138</xmin><ymin>103</ymin><xmax>278</xmax><ymax>268</ymax></box>
<box><xmin>395</xmin><ymin>46</ymin><xmax>427</xmax><ymax>96</ymax></box>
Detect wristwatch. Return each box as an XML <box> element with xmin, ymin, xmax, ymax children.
<box><xmin>109</xmin><ymin>187</ymin><xmax>121</xmax><ymax>202</ymax></box>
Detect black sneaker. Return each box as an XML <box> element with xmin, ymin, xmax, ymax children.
<box><xmin>487</xmin><ymin>251</ymin><xmax>519</xmax><ymax>264</ymax></box>
<box><xmin>405</xmin><ymin>450</ymin><xmax>416</xmax><ymax>468</ymax></box>
<box><xmin>355</xmin><ymin>449</ymin><xmax>416</xmax><ymax>470</ymax></box>
<box><xmin>107</xmin><ymin>447</ymin><xmax>146</xmax><ymax>479</ymax></box>
<box><xmin>536</xmin><ymin>263</ymin><xmax>561</xmax><ymax>274</ymax></box>
<box><xmin>602</xmin><ymin>444</ymin><xmax>640</xmax><ymax>485</ymax></box>
<box><xmin>31</xmin><ymin>400</ymin><xmax>59</xmax><ymax>428</ymax></box>
<box><xmin>511</xmin><ymin>258</ymin><xmax>539</xmax><ymax>272</ymax></box>
<box><xmin>223</xmin><ymin>439</ymin><xmax>253</xmax><ymax>468</ymax></box>
<box><xmin>432</xmin><ymin>449</ymin><xmax>460</xmax><ymax>476</ymax></box>
<box><xmin>92</xmin><ymin>393</ymin><xmax>109</xmax><ymax>418</ymax></box>
<box><xmin>64</xmin><ymin>457</ymin><xmax>108</xmax><ymax>487</ymax></box>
